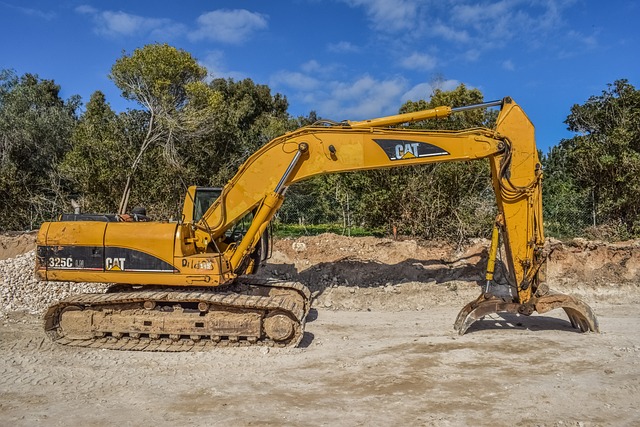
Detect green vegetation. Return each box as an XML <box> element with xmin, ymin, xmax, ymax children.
<box><xmin>0</xmin><ymin>44</ymin><xmax>638</xmax><ymax>242</ymax></box>
<box><xmin>273</xmin><ymin>223</ymin><xmax>385</xmax><ymax>238</ymax></box>
<box><xmin>542</xmin><ymin>79</ymin><xmax>640</xmax><ymax>240</ymax></box>
<box><xmin>0</xmin><ymin>70</ymin><xmax>80</xmax><ymax>229</ymax></box>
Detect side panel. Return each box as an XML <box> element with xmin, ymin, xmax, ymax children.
<box><xmin>37</xmin><ymin>221</ymin><xmax>234</xmax><ymax>287</ymax></box>
<box><xmin>38</xmin><ymin>221</ymin><xmax>178</xmax><ymax>281</ymax></box>
<box><xmin>103</xmin><ymin>222</ymin><xmax>177</xmax><ymax>272</ymax></box>
<box><xmin>36</xmin><ymin>221</ymin><xmax>107</xmax><ymax>277</ymax></box>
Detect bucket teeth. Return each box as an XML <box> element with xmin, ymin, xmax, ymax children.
<box><xmin>453</xmin><ymin>291</ymin><xmax>599</xmax><ymax>335</ymax></box>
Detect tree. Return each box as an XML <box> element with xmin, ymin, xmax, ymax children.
<box><xmin>178</xmin><ymin>77</ymin><xmax>290</xmax><ymax>188</ymax></box>
<box><xmin>0</xmin><ymin>69</ymin><xmax>79</xmax><ymax>230</ymax></box>
<box><xmin>544</xmin><ymin>79</ymin><xmax>640</xmax><ymax>238</ymax></box>
<box><xmin>60</xmin><ymin>91</ymin><xmax>130</xmax><ymax>213</ymax></box>
<box><xmin>109</xmin><ymin>43</ymin><xmax>209</xmax><ymax>213</ymax></box>
<box><xmin>63</xmin><ymin>67</ymin><xmax>290</xmax><ymax>220</ymax></box>
<box><xmin>541</xmin><ymin>143</ymin><xmax>590</xmax><ymax>237</ymax></box>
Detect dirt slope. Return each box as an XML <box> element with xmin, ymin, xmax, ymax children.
<box><xmin>261</xmin><ymin>234</ymin><xmax>640</xmax><ymax>310</ymax></box>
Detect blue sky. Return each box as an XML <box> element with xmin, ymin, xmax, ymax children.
<box><xmin>1</xmin><ymin>1</ymin><xmax>638</xmax><ymax>151</ymax></box>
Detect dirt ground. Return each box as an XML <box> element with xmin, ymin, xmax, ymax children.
<box><xmin>1</xmin><ymin>233</ymin><xmax>640</xmax><ymax>426</ymax></box>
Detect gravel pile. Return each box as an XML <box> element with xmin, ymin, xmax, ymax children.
<box><xmin>0</xmin><ymin>250</ymin><xmax>110</xmax><ymax>316</ymax></box>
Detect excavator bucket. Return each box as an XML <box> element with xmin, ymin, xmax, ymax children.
<box><xmin>453</xmin><ymin>291</ymin><xmax>599</xmax><ymax>335</ymax></box>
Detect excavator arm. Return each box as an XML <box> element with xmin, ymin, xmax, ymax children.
<box><xmin>194</xmin><ymin>96</ymin><xmax>597</xmax><ymax>333</ymax></box>
<box><xmin>197</xmin><ymin>99</ymin><xmax>532</xmax><ymax>290</ymax></box>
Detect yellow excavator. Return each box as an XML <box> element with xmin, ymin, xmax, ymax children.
<box><xmin>36</xmin><ymin>97</ymin><xmax>598</xmax><ymax>351</ymax></box>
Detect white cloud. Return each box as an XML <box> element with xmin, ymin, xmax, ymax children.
<box><xmin>76</xmin><ymin>6</ymin><xmax>268</xmax><ymax>44</ymax></box>
<box><xmin>101</xmin><ymin>11</ymin><xmax>157</xmax><ymax>36</ymax></box>
<box><xmin>338</xmin><ymin>0</ymin><xmax>580</xmax><ymax>67</ymax></box>
<box><xmin>400</xmin><ymin>52</ymin><xmax>437</xmax><ymax>71</ymax></box>
<box><xmin>189</xmin><ymin>9</ymin><xmax>268</xmax><ymax>44</ymax></box>
<box><xmin>200</xmin><ymin>50</ymin><xmax>225</xmax><ymax>77</ymax></box>
<box><xmin>421</xmin><ymin>0</ymin><xmax>580</xmax><ymax>57</ymax></box>
<box><xmin>557</xmin><ymin>29</ymin><xmax>599</xmax><ymax>59</ymax></box>
<box><xmin>301</xmin><ymin>60</ymin><xmax>322</xmax><ymax>74</ymax></box>
<box><xmin>271</xmin><ymin>66</ymin><xmax>409</xmax><ymax>119</ymax></box>
<box><xmin>300</xmin><ymin>60</ymin><xmax>342</xmax><ymax>78</ymax></box>
<box><xmin>343</xmin><ymin>0</ymin><xmax>419</xmax><ymax>33</ymax></box>
<box><xmin>4</xmin><ymin>3</ymin><xmax>55</xmax><ymax>20</ymax></box>
<box><xmin>430</xmin><ymin>22</ymin><xmax>470</xmax><ymax>43</ymax></box>
<box><xmin>199</xmin><ymin>50</ymin><xmax>246</xmax><ymax>81</ymax></box>
<box><xmin>327</xmin><ymin>41</ymin><xmax>360</xmax><ymax>53</ymax></box>
<box><xmin>271</xmin><ymin>71</ymin><xmax>321</xmax><ymax>92</ymax></box>
<box><xmin>76</xmin><ymin>7</ymin><xmax>185</xmax><ymax>39</ymax></box>
<box><xmin>567</xmin><ymin>30</ymin><xmax>598</xmax><ymax>49</ymax></box>
<box><xmin>463</xmin><ymin>49</ymin><xmax>480</xmax><ymax>62</ymax></box>
<box><xmin>271</xmin><ymin>59</ymin><xmax>475</xmax><ymax>120</ymax></box>
<box><xmin>536</xmin><ymin>0</ymin><xmax>568</xmax><ymax>31</ymax></box>
<box><xmin>433</xmin><ymin>79</ymin><xmax>462</xmax><ymax>93</ymax></box>
<box><xmin>402</xmin><ymin>79</ymin><xmax>461</xmax><ymax>102</ymax></box>
<box><xmin>75</xmin><ymin>5</ymin><xmax>97</xmax><ymax>14</ymax></box>
<box><xmin>452</xmin><ymin>0</ymin><xmax>515</xmax><ymax>25</ymax></box>
<box><xmin>401</xmin><ymin>82</ymin><xmax>434</xmax><ymax>102</ymax></box>
<box><xmin>324</xmin><ymin>75</ymin><xmax>408</xmax><ymax>118</ymax></box>
<box><xmin>502</xmin><ymin>59</ymin><xmax>515</xmax><ymax>71</ymax></box>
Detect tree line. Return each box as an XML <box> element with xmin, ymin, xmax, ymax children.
<box><xmin>1</xmin><ymin>43</ymin><xmax>638</xmax><ymax>241</ymax></box>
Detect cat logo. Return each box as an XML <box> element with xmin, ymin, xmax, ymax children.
<box><xmin>373</xmin><ymin>138</ymin><xmax>449</xmax><ymax>161</ymax></box>
<box><xmin>395</xmin><ymin>142</ymin><xmax>421</xmax><ymax>159</ymax></box>
<box><xmin>106</xmin><ymin>257</ymin><xmax>126</xmax><ymax>271</ymax></box>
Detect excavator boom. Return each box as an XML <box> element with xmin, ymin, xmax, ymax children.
<box><xmin>36</xmin><ymin>97</ymin><xmax>598</xmax><ymax>350</ymax></box>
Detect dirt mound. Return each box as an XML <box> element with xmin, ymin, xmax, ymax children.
<box><xmin>259</xmin><ymin>234</ymin><xmax>488</xmax><ymax>310</ymax></box>
<box><xmin>262</xmin><ymin>233</ymin><xmax>640</xmax><ymax>308</ymax></box>
<box><xmin>545</xmin><ymin>237</ymin><xmax>640</xmax><ymax>304</ymax></box>
<box><xmin>0</xmin><ymin>232</ymin><xmax>36</xmax><ymax>261</ymax></box>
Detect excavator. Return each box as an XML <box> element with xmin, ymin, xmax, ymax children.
<box><xmin>35</xmin><ymin>97</ymin><xmax>599</xmax><ymax>351</ymax></box>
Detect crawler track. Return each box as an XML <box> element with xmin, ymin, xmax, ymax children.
<box><xmin>43</xmin><ymin>278</ymin><xmax>311</xmax><ymax>351</ymax></box>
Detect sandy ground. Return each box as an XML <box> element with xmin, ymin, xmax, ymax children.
<box><xmin>1</xmin><ymin>305</ymin><xmax>638</xmax><ymax>426</ymax></box>
<box><xmin>1</xmin><ymin>233</ymin><xmax>639</xmax><ymax>426</ymax></box>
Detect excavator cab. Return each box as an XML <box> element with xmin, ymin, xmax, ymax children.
<box><xmin>182</xmin><ymin>186</ymin><xmax>222</xmax><ymax>223</ymax></box>
<box><xmin>181</xmin><ymin>185</ymin><xmax>270</xmax><ymax>273</ymax></box>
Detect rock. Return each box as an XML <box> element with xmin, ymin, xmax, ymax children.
<box><xmin>1</xmin><ymin>250</ymin><xmax>110</xmax><ymax>316</ymax></box>
<box><xmin>292</xmin><ymin>242</ymin><xmax>307</xmax><ymax>252</ymax></box>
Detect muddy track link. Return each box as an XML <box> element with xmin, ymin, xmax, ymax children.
<box><xmin>43</xmin><ymin>278</ymin><xmax>311</xmax><ymax>351</ymax></box>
